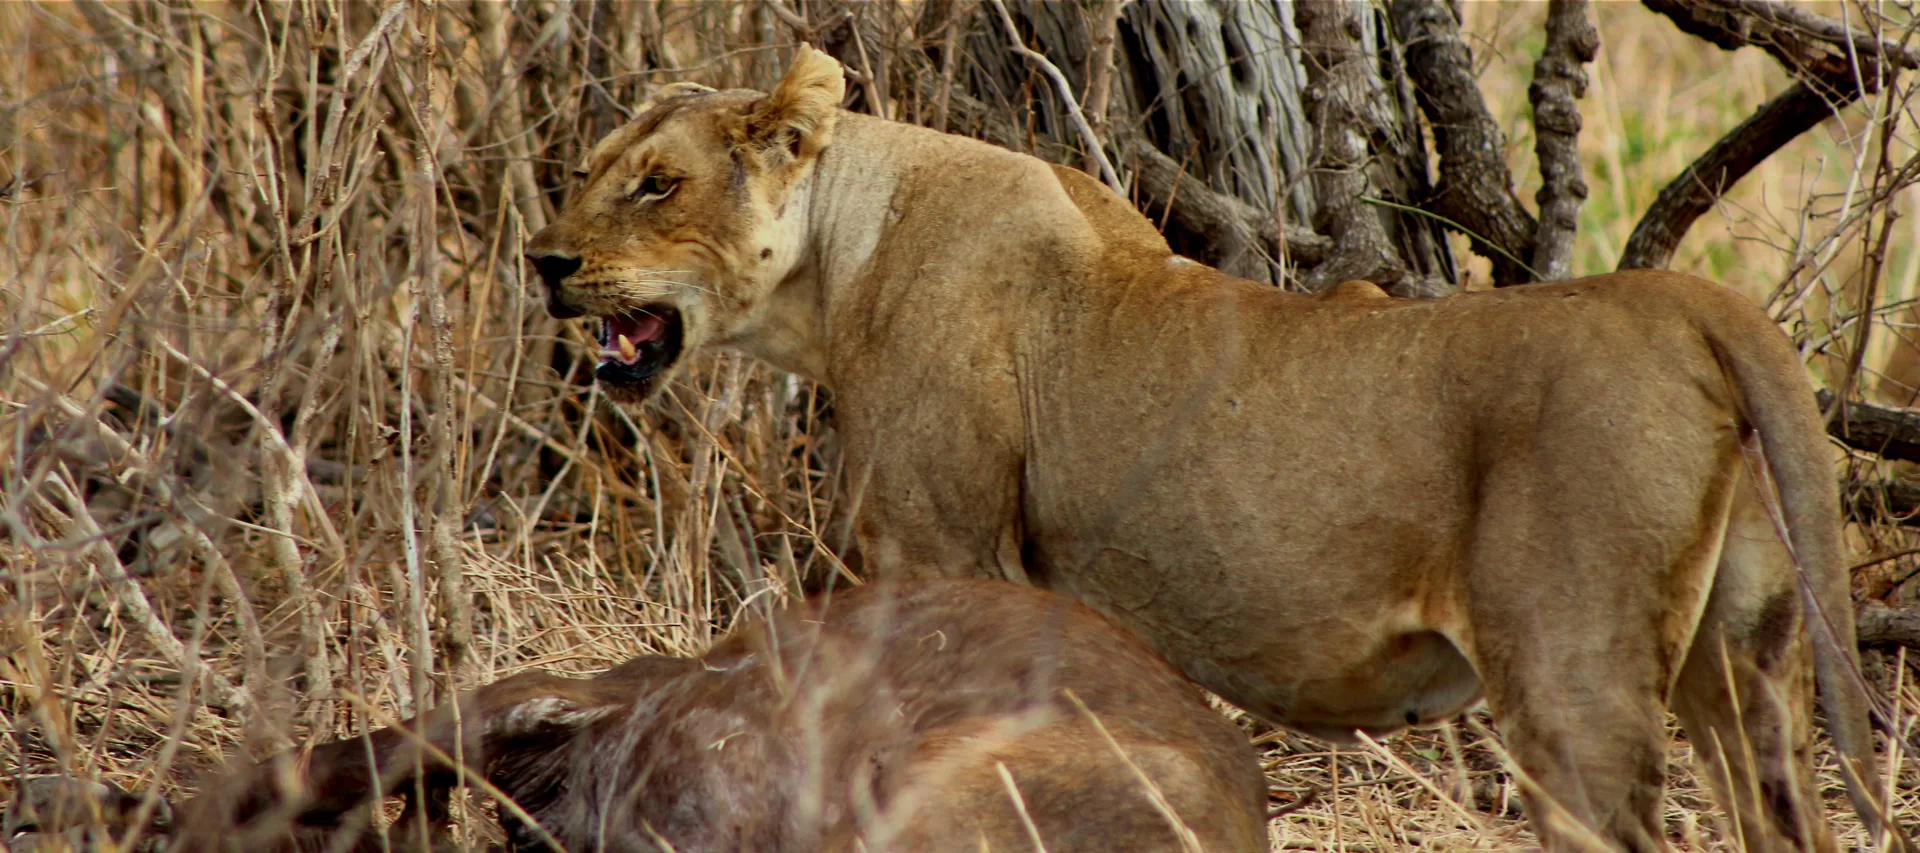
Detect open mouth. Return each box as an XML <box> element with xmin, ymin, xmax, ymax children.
<box><xmin>594</xmin><ymin>305</ymin><xmax>684</xmax><ymax>396</ymax></box>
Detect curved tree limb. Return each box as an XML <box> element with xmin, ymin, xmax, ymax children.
<box><xmin>1527</xmin><ymin>0</ymin><xmax>1598</xmax><ymax>281</ymax></box>
<box><xmin>1389</xmin><ymin>0</ymin><xmax>1538</xmax><ymax>285</ymax></box>
<box><xmin>1642</xmin><ymin>0</ymin><xmax>1918</xmax><ymax>88</ymax></box>
<box><xmin>1296</xmin><ymin>0</ymin><xmax>1410</xmax><ymax>292</ymax></box>
<box><xmin>1623</xmin><ymin>0</ymin><xmax>1904</xmax><ymax>270</ymax></box>
<box><xmin>1616</xmin><ymin>80</ymin><xmax>1862</xmax><ymax>270</ymax></box>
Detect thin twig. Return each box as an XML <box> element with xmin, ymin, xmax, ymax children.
<box><xmin>1081</xmin><ymin>0</ymin><xmax>1131</xmax><ymax>178</ymax></box>
<box><xmin>983</xmin><ymin>0</ymin><xmax>1124</xmax><ymax>195</ymax></box>
<box><xmin>39</xmin><ymin>472</ymin><xmax>250</xmax><ymax>716</ymax></box>
<box><xmin>931</xmin><ymin>1</ymin><xmax>974</xmax><ymax>133</ymax></box>
<box><xmin>1064</xmin><ymin>689</ymin><xmax>1205</xmax><ymax>853</ymax></box>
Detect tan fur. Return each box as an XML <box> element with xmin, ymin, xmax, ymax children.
<box><xmin>527</xmin><ymin>47</ymin><xmax>1907</xmax><ymax>852</ymax></box>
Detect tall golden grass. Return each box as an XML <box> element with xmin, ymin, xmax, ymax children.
<box><xmin>1</xmin><ymin>2</ymin><xmax>1915</xmax><ymax>850</ymax></box>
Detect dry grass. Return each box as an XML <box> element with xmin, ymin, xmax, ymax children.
<box><xmin>0</xmin><ymin>2</ymin><xmax>1916</xmax><ymax>851</ymax></box>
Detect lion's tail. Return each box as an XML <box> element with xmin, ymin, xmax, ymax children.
<box><xmin>1707</xmin><ymin>304</ymin><xmax>1908</xmax><ymax>850</ymax></box>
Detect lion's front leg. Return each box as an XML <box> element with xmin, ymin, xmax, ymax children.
<box><xmin>850</xmin><ymin>488</ymin><xmax>1029</xmax><ymax>585</ymax></box>
<box><xmin>835</xmin><ymin>427</ymin><xmax>1028</xmax><ymax>585</ymax></box>
<box><xmin>833</xmin><ymin>379</ymin><xmax>1031</xmax><ymax>585</ymax></box>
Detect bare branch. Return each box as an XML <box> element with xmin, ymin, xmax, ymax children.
<box><xmin>1622</xmin><ymin>0</ymin><xmax>1910</xmax><ymax>270</ymax></box>
<box><xmin>1527</xmin><ymin>0</ymin><xmax>1598</xmax><ymax>281</ymax></box>
<box><xmin>930</xmin><ymin>1</ymin><xmax>975</xmax><ymax>133</ymax></box>
<box><xmin>1389</xmin><ymin>0</ymin><xmax>1538</xmax><ymax>285</ymax></box>
<box><xmin>1082</xmin><ymin>0</ymin><xmax>1132</xmax><ymax>177</ymax></box>
<box><xmin>1295</xmin><ymin>0</ymin><xmax>1409</xmax><ymax>292</ymax></box>
<box><xmin>1124</xmin><ymin>136</ymin><xmax>1331</xmax><ymax>269</ymax></box>
<box><xmin>765</xmin><ymin>0</ymin><xmax>812</xmax><ymax>37</ymax></box>
<box><xmin>983</xmin><ymin>0</ymin><xmax>1125</xmax><ymax>195</ymax></box>
<box><xmin>1617</xmin><ymin>80</ymin><xmax>1861</xmax><ymax>270</ymax></box>
<box><xmin>1642</xmin><ymin>0</ymin><xmax>1919</xmax><ymax>85</ymax></box>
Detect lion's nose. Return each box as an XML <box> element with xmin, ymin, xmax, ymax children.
<box><xmin>528</xmin><ymin>251</ymin><xmax>582</xmax><ymax>289</ymax></box>
<box><xmin>526</xmin><ymin>251</ymin><xmax>585</xmax><ymax>319</ymax></box>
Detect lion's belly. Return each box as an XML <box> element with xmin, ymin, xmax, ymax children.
<box><xmin>1036</xmin><ymin>537</ymin><xmax>1482</xmax><ymax>741</ymax></box>
<box><xmin>1226</xmin><ymin>628</ymin><xmax>1483</xmax><ymax>741</ymax></box>
<box><xmin>1076</xmin><ymin>581</ymin><xmax>1485</xmax><ymax>740</ymax></box>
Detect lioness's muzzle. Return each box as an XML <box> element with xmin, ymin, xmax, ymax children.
<box><xmin>527</xmin><ymin>251</ymin><xmax>584</xmax><ymax>319</ymax></box>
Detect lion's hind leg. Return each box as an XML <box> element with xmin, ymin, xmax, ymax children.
<box><xmin>1460</xmin><ymin>413</ymin><xmax>1745</xmax><ymax>852</ymax></box>
<box><xmin>1671</xmin><ymin>476</ymin><xmax>1837</xmax><ymax>853</ymax></box>
<box><xmin>1466</xmin><ymin>535</ymin><xmax>1680</xmax><ymax>851</ymax></box>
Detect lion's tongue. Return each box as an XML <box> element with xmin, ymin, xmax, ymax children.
<box><xmin>604</xmin><ymin>314</ymin><xmax>666</xmax><ymax>364</ymax></box>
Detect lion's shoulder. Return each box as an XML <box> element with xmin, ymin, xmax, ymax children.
<box><xmin>1045</xmin><ymin>163</ymin><xmax>1173</xmax><ymax>260</ymax></box>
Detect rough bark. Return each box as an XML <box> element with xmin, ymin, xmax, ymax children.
<box><xmin>1107</xmin><ymin>1</ymin><xmax>1320</xmax><ymax>258</ymax></box>
<box><xmin>1616</xmin><ymin>80</ymin><xmax>1862</xmax><ymax>270</ymax></box>
<box><xmin>1390</xmin><ymin>0</ymin><xmax>1539</xmax><ymax>285</ymax></box>
<box><xmin>1125</xmin><ymin>135</ymin><xmax>1331</xmax><ymax>268</ymax></box>
<box><xmin>1527</xmin><ymin>0</ymin><xmax>1598</xmax><ymax>282</ymax></box>
<box><xmin>1294</xmin><ymin>0</ymin><xmax>1410</xmax><ymax>293</ymax></box>
<box><xmin>915</xmin><ymin>0</ymin><xmax>1450</xmax><ymax>289</ymax></box>
<box><xmin>923</xmin><ymin>82</ymin><xmax>1332</xmax><ymax>271</ymax></box>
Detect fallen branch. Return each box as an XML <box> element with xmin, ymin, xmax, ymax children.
<box><xmin>1527</xmin><ymin>0</ymin><xmax>1598</xmax><ymax>281</ymax></box>
<box><xmin>984</xmin><ymin>0</ymin><xmax>1124</xmax><ymax>195</ymax></box>
<box><xmin>1616</xmin><ymin>80</ymin><xmax>1861</xmax><ymax>270</ymax></box>
<box><xmin>38</xmin><ymin>473</ymin><xmax>251</xmax><ymax>716</ymax></box>
<box><xmin>1125</xmin><ymin>136</ymin><xmax>1331</xmax><ymax>269</ymax></box>
<box><xmin>1818</xmin><ymin>390</ymin><xmax>1920</xmax><ymax>464</ymax></box>
<box><xmin>17</xmin><ymin>375</ymin><xmax>274</xmax><ymax>720</ymax></box>
<box><xmin>1389</xmin><ymin>0</ymin><xmax>1538</xmax><ymax>285</ymax></box>
<box><xmin>1856</xmin><ymin>599</ymin><xmax>1920</xmax><ymax>650</ymax></box>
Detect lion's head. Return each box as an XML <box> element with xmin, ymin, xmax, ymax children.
<box><xmin>525</xmin><ymin>46</ymin><xmax>846</xmax><ymax>401</ymax></box>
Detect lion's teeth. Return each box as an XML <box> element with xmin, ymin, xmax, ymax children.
<box><xmin>617</xmin><ymin>334</ymin><xmax>638</xmax><ymax>363</ymax></box>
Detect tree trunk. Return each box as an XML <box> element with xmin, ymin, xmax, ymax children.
<box><xmin>901</xmin><ymin>0</ymin><xmax>1452</xmax><ymax>291</ymax></box>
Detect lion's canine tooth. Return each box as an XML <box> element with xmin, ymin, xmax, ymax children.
<box><xmin>617</xmin><ymin>334</ymin><xmax>639</xmax><ymax>363</ymax></box>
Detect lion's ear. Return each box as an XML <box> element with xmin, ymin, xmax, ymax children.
<box><xmin>746</xmin><ymin>44</ymin><xmax>846</xmax><ymax>160</ymax></box>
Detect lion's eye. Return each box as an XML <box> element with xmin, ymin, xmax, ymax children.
<box><xmin>632</xmin><ymin>174</ymin><xmax>678</xmax><ymax>202</ymax></box>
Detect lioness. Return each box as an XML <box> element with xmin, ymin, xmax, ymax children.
<box><xmin>5</xmin><ymin>581</ymin><xmax>1265</xmax><ymax>853</ymax></box>
<box><xmin>526</xmin><ymin>46</ymin><xmax>1906</xmax><ymax>852</ymax></box>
